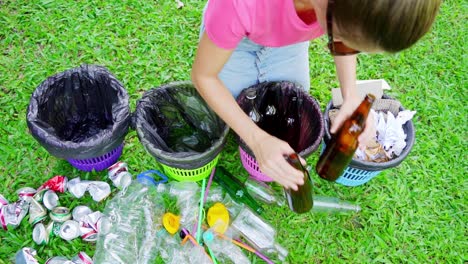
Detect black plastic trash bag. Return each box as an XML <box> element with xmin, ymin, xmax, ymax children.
<box><xmin>27</xmin><ymin>65</ymin><xmax>131</xmax><ymax>160</ymax></box>
<box><xmin>236</xmin><ymin>81</ymin><xmax>324</xmax><ymax>157</ymax></box>
<box><xmin>135</xmin><ymin>81</ymin><xmax>229</xmax><ymax>169</ymax></box>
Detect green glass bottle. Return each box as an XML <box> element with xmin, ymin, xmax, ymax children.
<box><xmin>284</xmin><ymin>153</ymin><xmax>314</xmax><ymax>214</ymax></box>
<box><xmin>213</xmin><ymin>166</ymin><xmax>264</xmax><ymax>215</ymax></box>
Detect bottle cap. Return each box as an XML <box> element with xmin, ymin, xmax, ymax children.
<box><xmin>202</xmin><ymin>230</ymin><xmax>214</xmax><ymax>242</ymax></box>
<box><xmin>207</xmin><ymin>202</ymin><xmax>229</xmax><ymax>234</ymax></box>
<box><xmin>245</xmin><ymin>88</ymin><xmax>257</xmax><ymax>100</ymax></box>
<box><xmin>162</xmin><ymin>212</ymin><xmax>180</xmax><ymax>235</ymax></box>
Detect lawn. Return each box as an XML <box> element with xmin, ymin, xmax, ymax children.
<box><xmin>0</xmin><ymin>0</ymin><xmax>466</xmax><ymax>263</ymax></box>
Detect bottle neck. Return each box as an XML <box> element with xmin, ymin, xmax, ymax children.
<box><xmin>349</xmin><ymin>94</ymin><xmax>375</xmax><ymax>127</ymax></box>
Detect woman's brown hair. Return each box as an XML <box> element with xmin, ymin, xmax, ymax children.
<box><xmin>334</xmin><ymin>0</ymin><xmax>441</xmax><ymax>52</ymax></box>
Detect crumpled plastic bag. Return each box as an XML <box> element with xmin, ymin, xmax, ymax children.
<box><xmin>27</xmin><ymin>65</ymin><xmax>131</xmax><ymax>159</ymax></box>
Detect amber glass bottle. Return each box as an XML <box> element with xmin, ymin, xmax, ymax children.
<box><xmin>284</xmin><ymin>153</ymin><xmax>313</xmax><ymax>214</ymax></box>
<box><xmin>316</xmin><ymin>94</ymin><xmax>376</xmax><ymax>181</ymax></box>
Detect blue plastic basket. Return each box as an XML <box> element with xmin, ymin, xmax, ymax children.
<box><xmin>319</xmin><ymin>143</ymin><xmax>382</xmax><ymax>186</ymax></box>
<box><xmin>322</xmin><ymin>95</ymin><xmax>415</xmax><ymax>187</ymax></box>
<box><xmin>335</xmin><ymin>167</ymin><xmax>382</xmax><ymax>186</ymax></box>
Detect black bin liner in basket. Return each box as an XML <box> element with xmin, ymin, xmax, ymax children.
<box><xmin>236</xmin><ymin>81</ymin><xmax>324</xmax><ymax>157</ymax></box>
<box><xmin>27</xmin><ymin>65</ymin><xmax>131</xmax><ymax>160</ymax></box>
<box><xmin>134</xmin><ymin>81</ymin><xmax>229</xmax><ymax>169</ymax></box>
<box><xmin>323</xmin><ymin>94</ymin><xmax>416</xmax><ymax>171</ymax></box>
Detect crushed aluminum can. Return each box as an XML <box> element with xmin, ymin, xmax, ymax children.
<box><xmin>28</xmin><ymin>199</ymin><xmax>47</xmax><ymax>225</ymax></box>
<box><xmin>81</xmin><ymin>211</ymin><xmax>103</xmax><ymax>231</ymax></box>
<box><xmin>0</xmin><ymin>194</ymin><xmax>8</xmax><ymax>206</ymax></box>
<box><xmin>79</xmin><ymin>211</ymin><xmax>102</xmax><ymax>242</ymax></box>
<box><xmin>59</xmin><ymin>220</ymin><xmax>81</xmax><ymax>241</ymax></box>
<box><xmin>87</xmin><ymin>182</ymin><xmax>111</xmax><ymax>202</ymax></box>
<box><xmin>17</xmin><ymin>187</ymin><xmax>37</xmax><ymax>202</ymax></box>
<box><xmin>112</xmin><ymin>171</ymin><xmax>132</xmax><ymax>190</ymax></box>
<box><xmin>71</xmin><ymin>252</ymin><xmax>94</xmax><ymax>264</ymax></box>
<box><xmin>108</xmin><ymin>161</ymin><xmax>132</xmax><ymax>189</ymax></box>
<box><xmin>47</xmin><ymin>221</ymin><xmax>63</xmax><ymax>237</ymax></box>
<box><xmin>67</xmin><ymin>178</ymin><xmax>89</xmax><ymax>199</ymax></box>
<box><xmin>33</xmin><ymin>189</ymin><xmax>46</xmax><ymax>203</ymax></box>
<box><xmin>38</xmin><ymin>175</ymin><xmax>68</xmax><ymax>193</ymax></box>
<box><xmin>0</xmin><ymin>206</ymin><xmax>8</xmax><ymax>230</ymax></box>
<box><xmin>43</xmin><ymin>190</ymin><xmax>59</xmax><ymax>210</ymax></box>
<box><xmin>15</xmin><ymin>247</ymin><xmax>39</xmax><ymax>264</ymax></box>
<box><xmin>3</xmin><ymin>200</ymin><xmax>29</xmax><ymax>230</ymax></box>
<box><xmin>50</xmin><ymin>207</ymin><xmax>71</xmax><ymax>223</ymax></box>
<box><xmin>45</xmin><ymin>256</ymin><xmax>72</xmax><ymax>264</ymax></box>
<box><xmin>72</xmin><ymin>205</ymin><xmax>93</xmax><ymax>222</ymax></box>
<box><xmin>32</xmin><ymin>222</ymin><xmax>49</xmax><ymax>245</ymax></box>
<box><xmin>81</xmin><ymin>229</ymin><xmax>98</xmax><ymax>242</ymax></box>
<box><xmin>108</xmin><ymin>161</ymin><xmax>128</xmax><ymax>176</ymax></box>
<box><xmin>68</xmin><ymin>178</ymin><xmax>110</xmax><ymax>202</ymax></box>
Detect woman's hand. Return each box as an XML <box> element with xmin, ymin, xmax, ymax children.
<box><xmin>330</xmin><ymin>96</ymin><xmax>376</xmax><ymax>147</ymax></box>
<box><xmin>248</xmin><ymin>131</ymin><xmax>305</xmax><ymax>191</ymax></box>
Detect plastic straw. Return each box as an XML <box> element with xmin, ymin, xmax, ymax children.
<box><xmin>193</xmin><ymin>168</ymin><xmax>215</xmax><ymax>236</ymax></box>
<box><xmin>217</xmin><ymin>232</ymin><xmax>274</xmax><ymax>264</ymax></box>
<box><xmin>203</xmin><ymin>168</ymin><xmax>216</xmax><ymax>203</ymax></box>
<box><xmin>196</xmin><ymin>178</ymin><xmax>206</xmax><ymax>243</ymax></box>
<box><xmin>205</xmin><ymin>244</ymin><xmax>218</xmax><ymax>264</ymax></box>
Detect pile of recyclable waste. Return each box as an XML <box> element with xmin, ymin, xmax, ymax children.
<box><xmin>11</xmin><ymin>162</ymin><xmax>360</xmax><ymax>264</ymax></box>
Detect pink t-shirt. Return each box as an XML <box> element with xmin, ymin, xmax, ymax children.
<box><xmin>204</xmin><ymin>0</ymin><xmax>325</xmax><ymax>49</ymax></box>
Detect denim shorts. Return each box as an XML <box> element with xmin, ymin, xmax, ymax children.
<box><xmin>199</xmin><ymin>5</ymin><xmax>310</xmax><ymax>98</ymax></box>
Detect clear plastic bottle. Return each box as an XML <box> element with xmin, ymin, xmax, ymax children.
<box><xmin>230</xmin><ymin>207</ymin><xmax>288</xmax><ymax>261</ymax></box>
<box><xmin>203</xmin><ymin>229</ymin><xmax>251</xmax><ymax>264</ymax></box>
<box><xmin>93</xmin><ymin>182</ymin><xmax>164</xmax><ymax>264</ymax></box>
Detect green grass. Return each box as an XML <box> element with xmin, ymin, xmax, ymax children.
<box><xmin>0</xmin><ymin>0</ymin><xmax>466</xmax><ymax>263</ymax></box>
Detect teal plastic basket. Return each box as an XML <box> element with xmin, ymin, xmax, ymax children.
<box><xmin>335</xmin><ymin>166</ymin><xmax>382</xmax><ymax>186</ymax></box>
<box><xmin>322</xmin><ymin>95</ymin><xmax>415</xmax><ymax>187</ymax></box>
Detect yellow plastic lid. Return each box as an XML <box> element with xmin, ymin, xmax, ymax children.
<box><xmin>163</xmin><ymin>212</ymin><xmax>180</xmax><ymax>235</ymax></box>
<box><xmin>207</xmin><ymin>202</ymin><xmax>229</xmax><ymax>234</ymax></box>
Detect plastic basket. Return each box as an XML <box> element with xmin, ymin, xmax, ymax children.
<box><xmin>67</xmin><ymin>144</ymin><xmax>124</xmax><ymax>172</ymax></box>
<box><xmin>319</xmin><ymin>143</ymin><xmax>382</xmax><ymax>186</ymax></box>
<box><xmin>160</xmin><ymin>154</ymin><xmax>219</xmax><ymax>182</ymax></box>
<box><xmin>236</xmin><ymin>81</ymin><xmax>324</xmax><ymax>182</ymax></box>
<box><xmin>134</xmin><ymin>81</ymin><xmax>229</xmax><ymax>182</ymax></box>
<box><xmin>323</xmin><ymin>94</ymin><xmax>415</xmax><ymax>186</ymax></box>
<box><xmin>336</xmin><ymin>167</ymin><xmax>382</xmax><ymax>186</ymax></box>
<box><xmin>239</xmin><ymin>147</ymin><xmax>273</xmax><ymax>182</ymax></box>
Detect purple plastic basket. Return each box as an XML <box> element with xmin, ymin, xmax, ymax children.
<box><xmin>239</xmin><ymin>146</ymin><xmax>273</xmax><ymax>182</ymax></box>
<box><xmin>67</xmin><ymin>144</ymin><xmax>124</xmax><ymax>172</ymax></box>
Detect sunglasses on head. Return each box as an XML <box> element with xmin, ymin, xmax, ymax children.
<box><xmin>327</xmin><ymin>0</ymin><xmax>360</xmax><ymax>56</ymax></box>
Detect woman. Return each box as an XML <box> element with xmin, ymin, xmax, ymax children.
<box><xmin>191</xmin><ymin>0</ymin><xmax>440</xmax><ymax>190</ymax></box>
